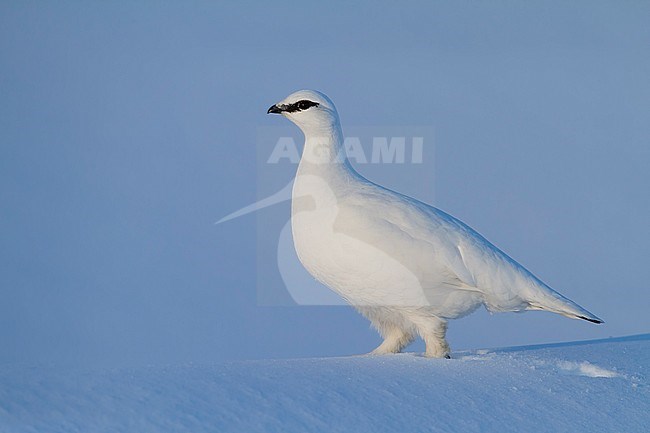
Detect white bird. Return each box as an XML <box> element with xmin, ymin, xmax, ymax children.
<box><xmin>267</xmin><ymin>90</ymin><xmax>602</xmax><ymax>358</ymax></box>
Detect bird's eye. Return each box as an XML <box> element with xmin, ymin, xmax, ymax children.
<box><xmin>296</xmin><ymin>100</ymin><xmax>318</xmax><ymax>111</ymax></box>
<box><xmin>283</xmin><ymin>100</ymin><xmax>320</xmax><ymax>113</ymax></box>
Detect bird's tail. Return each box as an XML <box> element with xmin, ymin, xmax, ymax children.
<box><xmin>527</xmin><ymin>289</ymin><xmax>603</xmax><ymax>324</ymax></box>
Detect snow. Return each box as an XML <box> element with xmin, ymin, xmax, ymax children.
<box><xmin>0</xmin><ymin>335</ymin><xmax>648</xmax><ymax>433</ymax></box>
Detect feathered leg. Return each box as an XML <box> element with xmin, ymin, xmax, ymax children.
<box><xmin>369</xmin><ymin>326</ymin><xmax>415</xmax><ymax>355</ymax></box>
<box><xmin>411</xmin><ymin>315</ymin><xmax>451</xmax><ymax>358</ymax></box>
<box><xmin>358</xmin><ymin>306</ymin><xmax>415</xmax><ymax>355</ymax></box>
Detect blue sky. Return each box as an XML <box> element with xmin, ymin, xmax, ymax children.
<box><xmin>1</xmin><ymin>1</ymin><xmax>648</xmax><ymax>366</ymax></box>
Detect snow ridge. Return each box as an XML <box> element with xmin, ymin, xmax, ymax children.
<box><xmin>0</xmin><ymin>335</ymin><xmax>648</xmax><ymax>433</ymax></box>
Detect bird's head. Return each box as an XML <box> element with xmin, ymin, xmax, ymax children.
<box><xmin>267</xmin><ymin>90</ymin><xmax>339</xmax><ymax>133</ymax></box>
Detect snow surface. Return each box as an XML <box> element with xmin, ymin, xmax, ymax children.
<box><xmin>1</xmin><ymin>335</ymin><xmax>648</xmax><ymax>433</ymax></box>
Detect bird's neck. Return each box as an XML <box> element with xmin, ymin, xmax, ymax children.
<box><xmin>296</xmin><ymin>125</ymin><xmax>357</xmax><ymax>184</ymax></box>
<box><xmin>292</xmin><ymin>126</ymin><xmax>359</xmax><ymax>215</ymax></box>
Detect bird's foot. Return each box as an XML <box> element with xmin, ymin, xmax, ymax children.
<box><xmin>368</xmin><ymin>345</ymin><xmax>401</xmax><ymax>356</ymax></box>
<box><xmin>367</xmin><ymin>328</ymin><xmax>414</xmax><ymax>355</ymax></box>
<box><xmin>424</xmin><ymin>350</ymin><xmax>451</xmax><ymax>359</ymax></box>
<box><xmin>424</xmin><ymin>339</ymin><xmax>451</xmax><ymax>359</ymax></box>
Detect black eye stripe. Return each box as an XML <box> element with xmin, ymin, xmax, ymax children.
<box><xmin>284</xmin><ymin>100</ymin><xmax>319</xmax><ymax>113</ymax></box>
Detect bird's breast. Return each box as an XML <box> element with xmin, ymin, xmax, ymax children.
<box><xmin>290</xmin><ymin>194</ymin><xmax>432</xmax><ymax>307</ymax></box>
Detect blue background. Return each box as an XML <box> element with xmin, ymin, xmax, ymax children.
<box><xmin>1</xmin><ymin>1</ymin><xmax>648</xmax><ymax>367</ymax></box>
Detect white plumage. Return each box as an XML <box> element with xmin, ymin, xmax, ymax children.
<box><xmin>267</xmin><ymin>90</ymin><xmax>602</xmax><ymax>358</ymax></box>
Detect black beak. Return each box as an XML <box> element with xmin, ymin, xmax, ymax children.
<box><xmin>267</xmin><ymin>104</ymin><xmax>283</xmax><ymax>114</ymax></box>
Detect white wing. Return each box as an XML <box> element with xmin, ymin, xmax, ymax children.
<box><xmin>338</xmin><ymin>180</ymin><xmax>602</xmax><ymax>323</ymax></box>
